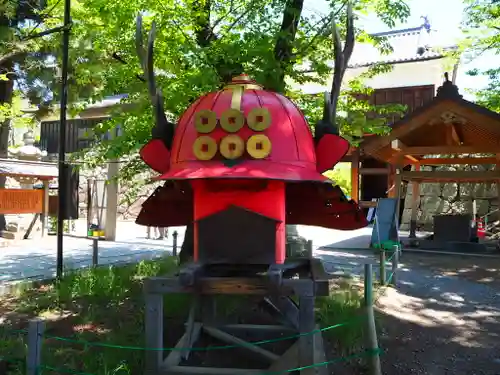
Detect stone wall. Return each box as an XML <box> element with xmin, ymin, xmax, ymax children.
<box><xmin>400</xmin><ymin>165</ymin><xmax>499</xmax><ymax>231</ymax></box>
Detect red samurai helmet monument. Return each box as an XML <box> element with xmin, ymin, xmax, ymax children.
<box><xmin>137</xmin><ymin>72</ymin><xmax>367</xmax><ymax>265</ymax></box>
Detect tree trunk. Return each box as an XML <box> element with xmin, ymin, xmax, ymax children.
<box><xmin>0</xmin><ymin>64</ymin><xmax>14</xmax><ymax>233</ymax></box>
<box><xmin>177</xmin><ymin>0</ymin><xmax>307</xmax><ymax>264</ymax></box>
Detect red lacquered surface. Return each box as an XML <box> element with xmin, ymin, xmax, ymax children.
<box><xmin>192</xmin><ymin>179</ymin><xmax>286</xmax><ymax>264</ymax></box>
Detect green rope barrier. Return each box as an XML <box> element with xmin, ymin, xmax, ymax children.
<box><xmin>0</xmin><ymin>326</ymin><xmax>28</xmax><ymax>335</ymax></box>
<box><xmin>43</xmin><ymin>316</ymin><xmax>367</xmax><ymax>351</ymax></box>
<box><xmin>386</xmin><ymin>272</ymin><xmax>394</xmax><ymax>285</ymax></box>
<box><xmin>39</xmin><ymin>365</ymin><xmax>94</xmax><ymax>375</ymax></box>
<box><xmin>37</xmin><ymin>348</ymin><xmax>382</xmax><ymax>375</ymax></box>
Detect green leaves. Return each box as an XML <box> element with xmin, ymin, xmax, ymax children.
<box><xmin>461</xmin><ymin>0</ymin><xmax>500</xmax><ymax>111</ymax></box>
<box><xmin>3</xmin><ymin>0</ymin><xmax>412</xmax><ymax>183</ymax></box>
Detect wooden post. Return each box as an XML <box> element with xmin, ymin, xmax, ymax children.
<box><xmin>92</xmin><ymin>238</ymin><xmax>98</xmax><ymax>267</ymax></box>
<box><xmin>393</xmin><ymin>154</ymin><xmax>403</xmax><ymax>233</ymax></box>
<box><xmin>386</xmin><ymin>164</ymin><xmax>395</xmax><ymax>198</ymax></box>
<box><xmin>379</xmin><ymin>249</ymin><xmax>386</xmax><ymax>285</ymax></box>
<box><xmin>496</xmin><ymin>154</ymin><xmax>500</xmax><ymax>228</ymax></box>
<box><xmin>86</xmin><ymin>178</ymin><xmax>93</xmax><ymax>231</ymax></box>
<box><xmin>104</xmin><ymin>128</ymin><xmax>120</xmax><ymax>241</ymax></box>
<box><xmin>391</xmin><ymin>248</ymin><xmax>399</xmax><ymax>287</ymax></box>
<box><xmin>172</xmin><ymin>230</ymin><xmax>178</xmax><ymax>256</ymax></box>
<box><xmin>306</xmin><ymin>240</ymin><xmax>313</xmax><ymax>259</ymax></box>
<box><xmin>41</xmin><ymin>180</ymin><xmax>50</xmax><ymax>237</ymax></box>
<box><xmin>409</xmin><ymin>164</ymin><xmax>420</xmax><ymax>238</ymax></box>
<box><xmin>145</xmin><ymin>293</ymin><xmax>164</xmax><ymax>374</ymax></box>
<box><xmin>26</xmin><ymin>319</ymin><xmax>44</xmax><ymax>375</ymax></box>
<box><xmin>364</xmin><ymin>264</ymin><xmax>382</xmax><ymax>375</ymax></box>
<box><xmin>298</xmin><ymin>293</ymin><xmax>315</xmax><ymax>375</ymax></box>
<box><xmin>105</xmin><ymin>159</ymin><xmax>119</xmax><ymax>241</ymax></box>
<box><xmin>351</xmin><ymin>149</ymin><xmax>360</xmax><ymax>202</ymax></box>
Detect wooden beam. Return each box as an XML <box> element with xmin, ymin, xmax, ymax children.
<box><xmin>359</xmin><ymin>168</ymin><xmax>390</xmax><ymax>175</ymax></box>
<box><xmin>402</xmin><ymin>145</ymin><xmax>499</xmax><ymax>155</ymax></box>
<box><xmin>359</xmin><ymin>200</ymin><xmax>378</xmax><ymax>208</ymax></box>
<box><xmin>202</xmin><ymin>326</ymin><xmax>280</xmax><ymax>362</ymax></box>
<box><xmin>351</xmin><ymin>149</ymin><xmax>360</xmax><ymax>202</ymax></box>
<box><xmin>449</xmin><ymin>123</ymin><xmax>464</xmax><ymax>145</ymax></box>
<box><xmin>496</xmin><ymin>154</ymin><xmax>500</xmax><ymax>222</ymax></box>
<box><xmin>362</xmin><ymin>101</ymin><xmax>451</xmax><ymax>153</ymax></box>
<box><xmin>409</xmin><ymin>165</ymin><xmax>420</xmax><ymax>239</ymax></box>
<box><xmin>160</xmin><ymin>366</ymin><xmax>264</xmax><ymax>375</ymax></box>
<box><xmin>387</xmin><ymin>164</ymin><xmax>396</xmax><ymax>198</ymax></box>
<box><xmin>393</xmin><ymin>154</ymin><xmax>404</xmax><ymax>226</ymax></box>
<box><xmin>390</xmin><ymin>139</ymin><xmax>420</xmax><ymax>163</ymax></box>
<box><xmin>420</xmin><ymin>157</ymin><xmax>497</xmax><ymax>165</ymax></box>
<box><xmin>401</xmin><ymin>170</ymin><xmax>500</xmax><ymax>181</ymax></box>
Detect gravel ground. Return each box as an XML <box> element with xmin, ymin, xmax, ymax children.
<box><xmin>318</xmin><ymin>250</ymin><xmax>500</xmax><ymax>375</ymax></box>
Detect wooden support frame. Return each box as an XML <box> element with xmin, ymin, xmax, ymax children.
<box><xmin>144</xmin><ymin>259</ymin><xmax>329</xmax><ymax>375</ymax></box>
<box><xmin>390</xmin><ymin>140</ymin><xmax>420</xmax><ymax>163</ymax></box>
<box><xmin>359</xmin><ymin>168</ymin><xmax>389</xmax><ymax>175</ymax></box>
<box><xmin>399</xmin><ymin>145</ymin><xmax>500</xmax><ymax>155</ymax></box>
<box><xmin>401</xmin><ymin>170</ymin><xmax>500</xmax><ymax>181</ymax></box>
<box><xmin>351</xmin><ymin>149</ymin><xmax>360</xmax><ymax>202</ymax></box>
<box><xmin>409</xmin><ymin>164</ymin><xmax>420</xmax><ymax>239</ymax></box>
<box><xmin>419</xmin><ymin>157</ymin><xmax>497</xmax><ymax>165</ymax></box>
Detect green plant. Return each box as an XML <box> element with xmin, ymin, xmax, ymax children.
<box><xmin>324</xmin><ymin>164</ymin><xmax>352</xmax><ymax>196</ymax></box>
<box><xmin>316</xmin><ymin>278</ymin><xmax>365</xmax><ymax>353</ymax></box>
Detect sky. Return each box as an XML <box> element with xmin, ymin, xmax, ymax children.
<box><xmin>303</xmin><ymin>0</ymin><xmax>498</xmax><ymax>96</ymax></box>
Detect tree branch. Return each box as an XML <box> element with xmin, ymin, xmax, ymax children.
<box><xmin>293</xmin><ymin>1</ymin><xmax>348</xmax><ymax>59</ymax></box>
<box><xmin>269</xmin><ymin>0</ymin><xmax>305</xmax><ymax>92</ymax></box>
<box><xmin>329</xmin><ymin>0</ymin><xmax>354</xmax><ymax>124</ymax></box>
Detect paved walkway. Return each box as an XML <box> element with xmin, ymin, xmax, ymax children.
<box><xmin>0</xmin><ymin>221</ymin><xmax>438</xmax><ymax>285</ymax></box>
<box><xmin>0</xmin><ymin>221</ymin><xmax>187</xmax><ymax>283</ymax></box>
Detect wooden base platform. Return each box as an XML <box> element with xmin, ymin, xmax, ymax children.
<box><xmin>143</xmin><ymin>258</ymin><xmax>330</xmax><ymax>375</ymax></box>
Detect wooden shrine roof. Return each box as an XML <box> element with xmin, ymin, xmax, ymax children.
<box><xmin>360</xmin><ymin>77</ymin><xmax>500</xmax><ymax>164</ymax></box>
<box><xmin>0</xmin><ymin>158</ymin><xmax>58</xmax><ymax>180</ymax></box>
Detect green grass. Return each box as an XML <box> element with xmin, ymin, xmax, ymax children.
<box><xmin>316</xmin><ymin>277</ymin><xmax>367</xmax><ymax>354</ymax></box>
<box><xmin>0</xmin><ymin>259</ymin><xmax>371</xmax><ymax>375</ymax></box>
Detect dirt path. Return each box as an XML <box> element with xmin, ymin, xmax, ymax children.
<box><xmin>376</xmin><ymin>256</ymin><xmax>500</xmax><ymax>375</ymax></box>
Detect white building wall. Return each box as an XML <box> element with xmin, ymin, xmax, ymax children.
<box><xmin>298</xmin><ymin>58</ymin><xmax>451</xmax><ymax>95</ymax></box>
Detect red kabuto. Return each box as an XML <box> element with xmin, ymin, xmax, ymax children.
<box><xmin>137</xmin><ymin>73</ymin><xmax>367</xmax><ymax>264</ymax></box>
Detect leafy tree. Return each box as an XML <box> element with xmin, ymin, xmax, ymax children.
<box><xmin>0</xmin><ymin>0</ymin><xmax>49</xmax><ymax>232</ymax></box>
<box><xmin>45</xmin><ymin>0</ymin><xmax>411</xmax><ymax>170</ymax></box>
<box><xmin>461</xmin><ymin>0</ymin><xmax>500</xmax><ymax>110</ymax></box>
<box><xmin>39</xmin><ymin>0</ymin><xmax>408</xmax><ymax>260</ymax></box>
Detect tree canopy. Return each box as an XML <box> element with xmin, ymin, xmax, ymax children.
<box><xmin>462</xmin><ymin>0</ymin><xmax>500</xmax><ymax>110</ymax></box>
<box><xmin>7</xmin><ymin>0</ymin><xmax>410</xmax><ymax>179</ymax></box>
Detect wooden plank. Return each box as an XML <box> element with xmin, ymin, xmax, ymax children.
<box><xmin>359</xmin><ymin>200</ymin><xmax>377</xmax><ymax>208</ymax></box>
<box><xmin>391</xmin><ymin>140</ymin><xmax>420</xmax><ymax>163</ymax></box>
<box><xmin>420</xmin><ymin>157</ymin><xmax>497</xmax><ymax>165</ymax></box>
<box><xmin>409</xmin><ymin>165</ymin><xmax>420</xmax><ymax>239</ymax></box>
<box><xmin>222</xmin><ymin>324</ymin><xmax>296</xmax><ymax>334</ymax></box>
<box><xmin>309</xmin><ymin>258</ymin><xmax>330</xmax><ymax>296</ymax></box>
<box><xmin>298</xmin><ymin>296</ymin><xmax>315</xmax><ymax>375</ymax></box>
<box><xmin>401</xmin><ymin>170</ymin><xmax>500</xmax><ymax>181</ymax></box>
<box><xmin>162</xmin><ymin>366</ymin><xmax>265</xmax><ymax>375</ymax></box>
<box><xmin>359</xmin><ymin>168</ymin><xmax>390</xmax><ymax>175</ymax></box>
<box><xmin>144</xmin><ymin>277</ymin><xmax>318</xmax><ymax>296</ymax></box>
<box><xmin>0</xmin><ymin>189</ymin><xmax>43</xmax><ymax>214</ymax></box>
<box><xmin>313</xmin><ymin>326</ymin><xmax>328</xmax><ymax>375</ymax></box>
<box><xmin>163</xmin><ymin>324</ymin><xmax>202</xmax><ymax>368</ymax></box>
<box><xmin>145</xmin><ymin>293</ymin><xmax>164</xmax><ymax>374</ymax></box>
<box><xmin>401</xmin><ymin>145</ymin><xmax>499</xmax><ymax>155</ymax></box>
<box><xmin>203</xmin><ymin>326</ymin><xmax>280</xmax><ymax>362</ymax></box>
<box><xmin>351</xmin><ymin>149</ymin><xmax>360</xmax><ymax>202</ymax></box>
<box><xmin>26</xmin><ymin>319</ymin><xmax>44</xmax><ymax>375</ymax></box>
<box><xmin>267</xmin><ymin>341</ymin><xmax>299</xmax><ymax>372</ymax></box>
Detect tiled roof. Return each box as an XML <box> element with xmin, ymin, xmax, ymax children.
<box><xmin>348</xmin><ymin>25</ymin><xmax>456</xmax><ymax>68</ymax></box>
